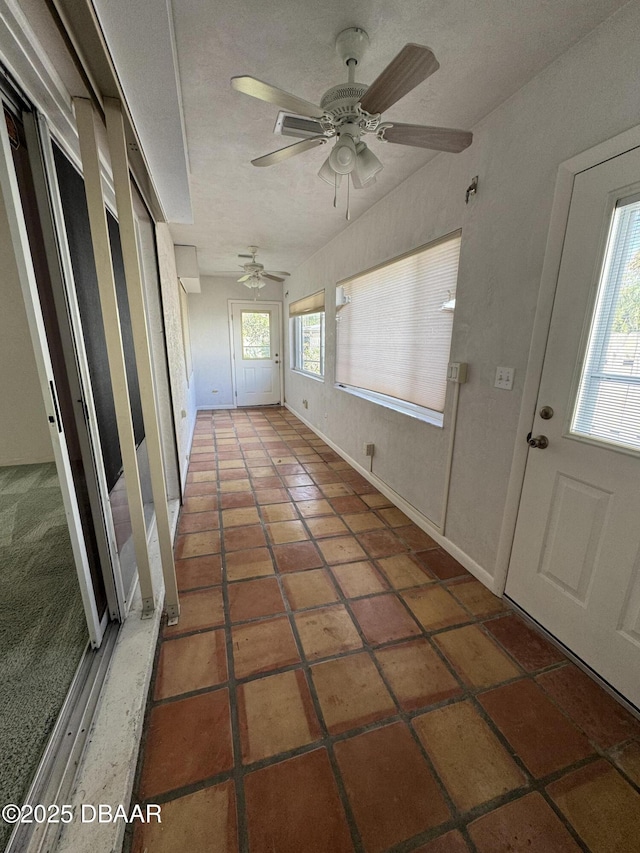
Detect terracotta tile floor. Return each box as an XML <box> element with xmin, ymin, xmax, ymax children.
<box><xmin>128</xmin><ymin>407</ymin><xmax>640</xmax><ymax>853</ymax></box>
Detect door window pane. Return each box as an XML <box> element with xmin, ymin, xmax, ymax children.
<box><xmin>241</xmin><ymin>311</ymin><xmax>271</xmax><ymax>359</ymax></box>
<box><xmin>571</xmin><ymin>195</ymin><xmax>640</xmax><ymax>451</ymax></box>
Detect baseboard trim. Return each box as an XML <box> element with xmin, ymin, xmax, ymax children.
<box><xmin>181</xmin><ymin>411</ymin><xmax>197</xmax><ymax>494</ymax></box>
<box><xmin>285</xmin><ymin>404</ymin><xmax>496</xmax><ymax>593</ymax></box>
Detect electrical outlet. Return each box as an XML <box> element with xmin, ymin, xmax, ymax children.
<box><xmin>495</xmin><ymin>366</ymin><xmax>514</xmax><ymax>390</ymax></box>
<box><xmin>364</xmin><ymin>443</ymin><xmax>375</xmax><ymax>457</ymax></box>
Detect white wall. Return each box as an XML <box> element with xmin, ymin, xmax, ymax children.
<box><xmin>155</xmin><ymin>223</ymin><xmax>197</xmax><ymax>489</ymax></box>
<box><xmin>189</xmin><ymin>275</ymin><xmax>283</xmax><ymax>409</ymax></box>
<box><xmin>284</xmin><ymin>1</ymin><xmax>640</xmax><ymax>583</ymax></box>
<box><xmin>0</xmin><ymin>180</ymin><xmax>54</xmax><ymax>466</ymax></box>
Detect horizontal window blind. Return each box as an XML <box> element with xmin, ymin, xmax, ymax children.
<box><xmin>290</xmin><ymin>290</ymin><xmax>325</xmax><ymax>316</ymax></box>
<box><xmin>572</xmin><ymin>196</ymin><xmax>640</xmax><ymax>451</ymax></box>
<box><xmin>335</xmin><ymin>232</ymin><xmax>461</xmax><ymax>412</ymax></box>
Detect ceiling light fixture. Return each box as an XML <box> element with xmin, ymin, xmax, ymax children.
<box><xmin>354</xmin><ymin>141</ymin><xmax>382</xmax><ymax>187</ymax></box>
<box><xmin>319</xmin><ymin>138</ymin><xmax>382</xmax><ymax>186</ymax></box>
<box><xmin>328</xmin><ymin>126</ymin><xmax>358</xmax><ymax>175</ymax></box>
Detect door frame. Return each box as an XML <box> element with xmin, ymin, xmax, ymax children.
<box><xmin>228</xmin><ymin>299</ymin><xmax>283</xmax><ymax>407</ymax></box>
<box><xmin>495</xmin><ymin>124</ymin><xmax>640</xmax><ymax>596</ymax></box>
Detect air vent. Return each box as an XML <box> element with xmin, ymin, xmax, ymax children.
<box><xmin>274</xmin><ymin>111</ymin><xmax>323</xmax><ymax>139</ymax></box>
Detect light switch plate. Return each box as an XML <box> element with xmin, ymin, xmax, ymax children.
<box><xmin>495</xmin><ymin>366</ymin><xmax>514</xmax><ymax>390</ymax></box>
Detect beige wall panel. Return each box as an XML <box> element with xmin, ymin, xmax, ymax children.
<box><xmin>155</xmin><ymin>222</ymin><xmax>196</xmax><ymax>488</ymax></box>
<box><xmin>0</xmin><ymin>181</ymin><xmax>53</xmax><ymax>465</ymax></box>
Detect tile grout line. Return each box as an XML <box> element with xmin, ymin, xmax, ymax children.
<box><xmin>135</xmin><ymin>408</ymin><xmax>640</xmax><ymax>853</ymax></box>
<box><xmin>214</xmin><ymin>422</ymin><xmax>250</xmax><ymax>853</ymax></box>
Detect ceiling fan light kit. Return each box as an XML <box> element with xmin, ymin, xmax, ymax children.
<box><xmin>231</xmin><ymin>26</ymin><xmax>473</xmax><ymax>216</ymax></box>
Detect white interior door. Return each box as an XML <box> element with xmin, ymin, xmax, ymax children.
<box><xmin>506</xmin><ymin>145</ymin><xmax>640</xmax><ymax>708</ymax></box>
<box><xmin>230</xmin><ymin>301</ymin><xmax>282</xmax><ymax>406</ymax></box>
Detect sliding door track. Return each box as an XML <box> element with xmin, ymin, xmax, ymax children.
<box><xmin>6</xmin><ymin>622</ymin><xmax>119</xmax><ymax>853</ymax></box>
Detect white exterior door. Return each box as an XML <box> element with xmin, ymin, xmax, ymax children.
<box><xmin>230</xmin><ymin>301</ymin><xmax>282</xmax><ymax>406</ymax></box>
<box><xmin>506</xmin><ymin>146</ymin><xmax>640</xmax><ymax>708</ymax></box>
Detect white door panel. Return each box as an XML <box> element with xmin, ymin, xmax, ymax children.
<box><xmin>506</xmin><ymin>145</ymin><xmax>640</xmax><ymax>708</ymax></box>
<box><xmin>230</xmin><ymin>301</ymin><xmax>282</xmax><ymax>406</ymax></box>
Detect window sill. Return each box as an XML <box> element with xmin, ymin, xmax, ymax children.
<box><xmin>335</xmin><ymin>384</ymin><xmax>444</xmax><ymax>427</ymax></box>
<box><xmin>291</xmin><ymin>369</ymin><xmax>325</xmax><ymax>383</ymax></box>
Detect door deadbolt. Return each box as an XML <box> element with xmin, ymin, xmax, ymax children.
<box><xmin>539</xmin><ymin>406</ymin><xmax>554</xmax><ymax>420</ymax></box>
<box><xmin>527</xmin><ymin>433</ymin><xmax>549</xmax><ymax>449</ymax></box>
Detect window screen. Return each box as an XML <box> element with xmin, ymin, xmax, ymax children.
<box><xmin>335</xmin><ymin>232</ymin><xmax>461</xmax><ymax>413</ymax></box>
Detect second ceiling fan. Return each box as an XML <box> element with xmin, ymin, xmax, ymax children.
<box><xmin>237</xmin><ymin>246</ymin><xmax>290</xmax><ymax>295</ymax></box>
<box><xmin>232</xmin><ymin>27</ymin><xmax>472</xmax><ymax>199</ymax></box>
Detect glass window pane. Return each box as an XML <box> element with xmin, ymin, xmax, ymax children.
<box><xmin>571</xmin><ymin>196</ymin><xmax>640</xmax><ymax>451</ymax></box>
<box><xmin>241</xmin><ymin>311</ymin><xmax>271</xmax><ymax>360</ymax></box>
<box><xmin>296</xmin><ymin>312</ymin><xmax>324</xmax><ymax>376</ymax></box>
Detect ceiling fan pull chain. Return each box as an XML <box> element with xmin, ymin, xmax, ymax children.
<box><xmin>346</xmin><ymin>175</ymin><xmax>351</xmax><ymax>221</ymax></box>
<box><xmin>333</xmin><ymin>171</ymin><xmax>338</xmax><ymax>208</ymax></box>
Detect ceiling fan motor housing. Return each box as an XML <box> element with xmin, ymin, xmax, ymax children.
<box><xmin>320</xmin><ymin>83</ymin><xmax>368</xmax><ymax>120</ymax></box>
<box><xmin>335</xmin><ymin>27</ymin><xmax>370</xmax><ymax>67</ymax></box>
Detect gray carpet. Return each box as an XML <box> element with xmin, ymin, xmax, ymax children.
<box><xmin>0</xmin><ymin>463</ymin><xmax>87</xmax><ymax>849</ymax></box>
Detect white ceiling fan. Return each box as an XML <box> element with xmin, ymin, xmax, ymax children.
<box><xmin>232</xmin><ymin>28</ymin><xmax>473</xmax><ymax>212</ymax></box>
<box><xmin>237</xmin><ymin>246</ymin><xmax>290</xmax><ymax>295</ymax></box>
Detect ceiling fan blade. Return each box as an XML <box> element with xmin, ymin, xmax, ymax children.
<box><xmin>237</xmin><ymin>274</ymin><xmax>251</xmax><ymax>282</ymax></box>
<box><xmin>265</xmin><ymin>271</ymin><xmax>291</xmax><ymax>277</ymax></box>
<box><xmin>262</xmin><ymin>273</ymin><xmax>286</xmax><ymax>283</ymax></box>
<box><xmin>360</xmin><ymin>44</ymin><xmax>439</xmax><ymax>115</ymax></box>
<box><xmin>381</xmin><ymin>123</ymin><xmax>472</xmax><ymax>152</ymax></box>
<box><xmin>251</xmin><ymin>136</ymin><xmax>327</xmax><ymax>167</ymax></box>
<box><xmin>238</xmin><ymin>254</ymin><xmax>254</xmax><ymax>259</ymax></box>
<box><xmin>231</xmin><ymin>76</ymin><xmax>324</xmax><ymax>119</ymax></box>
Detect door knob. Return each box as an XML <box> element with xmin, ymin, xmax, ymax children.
<box><xmin>527</xmin><ymin>433</ymin><xmax>549</xmax><ymax>449</ymax></box>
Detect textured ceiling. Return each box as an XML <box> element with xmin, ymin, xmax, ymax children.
<box><xmin>91</xmin><ymin>0</ymin><xmax>192</xmax><ymax>223</ymax></box>
<box><xmin>166</xmin><ymin>0</ymin><xmax>628</xmax><ymax>277</ymax></box>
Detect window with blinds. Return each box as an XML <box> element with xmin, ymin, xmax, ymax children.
<box><xmin>335</xmin><ymin>232</ymin><xmax>461</xmax><ymax>416</ymax></box>
<box><xmin>571</xmin><ymin>195</ymin><xmax>640</xmax><ymax>452</ymax></box>
<box><xmin>290</xmin><ymin>290</ymin><xmax>325</xmax><ymax>378</ymax></box>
